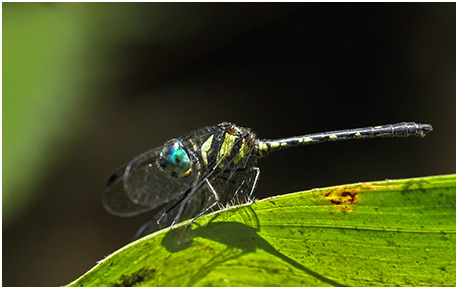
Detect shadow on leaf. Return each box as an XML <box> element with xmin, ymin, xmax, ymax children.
<box><xmin>161</xmin><ymin>212</ymin><xmax>345</xmax><ymax>286</ymax></box>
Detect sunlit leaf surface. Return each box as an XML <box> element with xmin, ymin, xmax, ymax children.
<box><xmin>68</xmin><ymin>174</ymin><xmax>456</xmax><ymax>286</ymax></box>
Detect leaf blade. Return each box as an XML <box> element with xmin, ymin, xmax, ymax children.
<box><xmin>68</xmin><ymin>174</ymin><xmax>456</xmax><ymax>286</ymax></box>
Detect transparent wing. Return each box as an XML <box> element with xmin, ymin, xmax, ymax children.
<box><xmin>103</xmin><ymin>125</ymin><xmax>215</xmax><ymax>216</ymax></box>
<box><xmin>122</xmin><ymin>146</ymin><xmax>196</xmax><ymax>206</ymax></box>
<box><xmin>207</xmin><ymin>149</ymin><xmax>258</xmax><ymax>206</ymax></box>
<box><xmin>211</xmin><ymin>167</ymin><xmax>258</xmax><ymax>205</ymax></box>
<box><xmin>124</xmin><ymin>126</ymin><xmax>215</xmax><ymax>207</ymax></box>
<box><xmin>132</xmin><ymin>182</ymin><xmax>216</xmax><ymax>239</ymax></box>
<box><xmin>102</xmin><ymin>165</ymin><xmax>154</xmax><ymax>216</ymax></box>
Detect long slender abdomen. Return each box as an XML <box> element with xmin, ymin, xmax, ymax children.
<box><xmin>255</xmin><ymin>122</ymin><xmax>432</xmax><ymax>155</ymax></box>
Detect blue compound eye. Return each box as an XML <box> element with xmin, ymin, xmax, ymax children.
<box><xmin>158</xmin><ymin>139</ymin><xmax>192</xmax><ymax>178</ymax></box>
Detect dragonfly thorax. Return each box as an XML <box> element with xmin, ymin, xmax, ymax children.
<box><xmin>198</xmin><ymin>122</ymin><xmax>257</xmax><ymax>171</ymax></box>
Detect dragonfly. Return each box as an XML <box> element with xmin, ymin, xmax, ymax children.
<box><xmin>103</xmin><ymin>121</ymin><xmax>432</xmax><ymax>238</ymax></box>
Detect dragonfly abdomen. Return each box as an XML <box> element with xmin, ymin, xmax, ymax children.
<box><xmin>255</xmin><ymin>122</ymin><xmax>432</xmax><ymax>155</ymax></box>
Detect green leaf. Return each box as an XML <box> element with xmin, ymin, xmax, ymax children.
<box><xmin>68</xmin><ymin>174</ymin><xmax>456</xmax><ymax>286</ymax></box>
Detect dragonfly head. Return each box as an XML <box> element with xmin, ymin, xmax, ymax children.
<box><xmin>158</xmin><ymin>139</ymin><xmax>192</xmax><ymax>178</ymax></box>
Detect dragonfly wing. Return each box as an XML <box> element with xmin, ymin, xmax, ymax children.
<box><xmin>123</xmin><ymin>126</ymin><xmax>215</xmax><ymax>208</ymax></box>
<box><xmin>122</xmin><ymin>147</ymin><xmax>192</xmax><ymax>208</ymax></box>
<box><xmin>131</xmin><ymin>164</ymin><xmax>260</xmax><ymax>239</ymax></box>
<box><xmin>132</xmin><ymin>193</ymin><xmax>200</xmax><ymax>239</ymax></box>
<box><xmin>102</xmin><ymin>164</ymin><xmax>154</xmax><ymax>216</ymax></box>
<box><xmin>103</xmin><ymin>125</ymin><xmax>216</xmax><ymax>217</ymax></box>
<box><xmin>210</xmin><ymin>166</ymin><xmax>258</xmax><ymax>206</ymax></box>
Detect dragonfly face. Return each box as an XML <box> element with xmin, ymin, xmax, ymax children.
<box><xmin>158</xmin><ymin>139</ymin><xmax>192</xmax><ymax>178</ymax></box>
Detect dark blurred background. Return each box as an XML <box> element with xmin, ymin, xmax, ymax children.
<box><xmin>3</xmin><ymin>3</ymin><xmax>455</xmax><ymax>286</ymax></box>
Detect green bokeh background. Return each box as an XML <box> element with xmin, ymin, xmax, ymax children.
<box><xmin>3</xmin><ymin>3</ymin><xmax>455</xmax><ymax>286</ymax></box>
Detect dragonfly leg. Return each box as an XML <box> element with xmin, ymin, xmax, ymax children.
<box><xmin>171</xmin><ymin>177</ymin><xmax>221</xmax><ymax>228</ymax></box>
<box><xmin>248</xmin><ymin>167</ymin><xmax>260</xmax><ymax>202</ymax></box>
<box><xmin>192</xmin><ymin>200</ymin><xmax>219</xmax><ymax>222</ymax></box>
<box><xmin>188</xmin><ymin>178</ymin><xmax>221</xmax><ymax>223</ymax></box>
<box><xmin>155</xmin><ymin>188</ymin><xmax>191</xmax><ymax>225</ymax></box>
<box><xmin>205</xmin><ymin>178</ymin><xmax>220</xmax><ymax>201</ymax></box>
<box><xmin>132</xmin><ymin>188</ymin><xmax>193</xmax><ymax>240</ymax></box>
<box><xmin>132</xmin><ymin>220</ymin><xmax>155</xmax><ymax>240</ymax></box>
<box><xmin>170</xmin><ymin>183</ymin><xmax>201</xmax><ymax>228</ymax></box>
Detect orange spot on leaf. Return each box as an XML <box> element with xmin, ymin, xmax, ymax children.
<box><xmin>322</xmin><ymin>187</ymin><xmax>359</xmax><ymax>211</ymax></box>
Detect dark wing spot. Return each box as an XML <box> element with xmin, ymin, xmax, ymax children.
<box><xmin>106</xmin><ymin>173</ymin><xmax>119</xmax><ymax>187</ymax></box>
